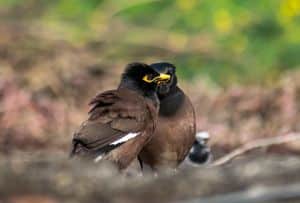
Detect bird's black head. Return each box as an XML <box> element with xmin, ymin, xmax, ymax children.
<box><xmin>120</xmin><ymin>62</ymin><xmax>171</xmax><ymax>98</ymax></box>
<box><xmin>150</xmin><ymin>62</ymin><xmax>177</xmax><ymax>96</ymax></box>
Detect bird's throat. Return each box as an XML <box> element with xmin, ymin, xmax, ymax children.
<box><xmin>159</xmin><ymin>87</ymin><xmax>184</xmax><ymax>116</ymax></box>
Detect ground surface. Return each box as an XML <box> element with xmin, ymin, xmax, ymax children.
<box><xmin>1</xmin><ymin>154</ymin><xmax>300</xmax><ymax>203</ymax></box>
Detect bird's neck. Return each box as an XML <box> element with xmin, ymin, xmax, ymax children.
<box><xmin>159</xmin><ymin>86</ymin><xmax>185</xmax><ymax>116</ymax></box>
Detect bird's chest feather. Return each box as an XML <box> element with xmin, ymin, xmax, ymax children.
<box><xmin>156</xmin><ymin>106</ymin><xmax>194</xmax><ymax>143</ymax></box>
<box><xmin>148</xmin><ymin>97</ymin><xmax>195</xmax><ymax>155</ymax></box>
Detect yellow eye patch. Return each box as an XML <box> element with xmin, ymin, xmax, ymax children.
<box><xmin>142</xmin><ymin>75</ymin><xmax>155</xmax><ymax>83</ymax></box>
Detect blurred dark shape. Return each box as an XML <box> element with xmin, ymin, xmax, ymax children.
<box><xmin>188</xmin><ymin>132</ymin><xmax>212</xmax><ymax>164</ymax></box>
<box><xmin>246</xmin><ymin>17</ymin><xmax>283</xmax><ymax>40</ymax></box>
<box><xmin>279</xmin><ymin>44</ymin><xmax>300</xmax><ymax>69</ymax></box>
<box><xmin>189</xmin><ymin>142</ymin><xmax>211</xmax><ymax>164</ymax></box>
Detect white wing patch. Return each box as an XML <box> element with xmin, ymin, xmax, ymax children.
<box><xmin>110</xmin><ymin>132</ymin><xmax>140</xmax><ymax>145</ymax></box>
<box><xmin>93</xmin><ymin>132</ymin><xmax>140</xmax><ymax>163</ymax></box>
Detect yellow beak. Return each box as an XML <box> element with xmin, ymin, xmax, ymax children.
<box><xmin>143</xmin><ymin>73</ymin><xmax>171</xmax><ymax>83</ymax></box>
<box><xmin>157</xmin><ymin>73</ymin><xmax>171</xmax><ymax>81</ymax></box>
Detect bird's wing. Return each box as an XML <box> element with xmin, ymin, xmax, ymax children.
<box><xmin>72</xmin><ymin>89</ymin><xmax>150</xmax><ymax>152</ymax></box>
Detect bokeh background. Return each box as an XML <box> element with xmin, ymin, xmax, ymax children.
<box><xmin>1</xmin><ymin>0</ymin><xmax>300</xmax><ymax>157</ymax></box>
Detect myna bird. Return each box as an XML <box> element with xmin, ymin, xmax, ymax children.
<box><xmin>70</xmin><ymin>62</ymin><xmax>171</xmax><ymax>170</ymax></box>
<box><xmin>138</xmin><ymin>62</ymin><xmax>196</xmax><ymax>170</ymax></box>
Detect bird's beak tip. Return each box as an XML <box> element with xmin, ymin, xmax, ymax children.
<box><xmin>157</xmin><ymin>73</ymin><xmax>171</xmax><ymax>81</ymax></box>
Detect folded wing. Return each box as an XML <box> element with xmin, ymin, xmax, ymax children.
<box><xmin>71</xmin><ymin>89</ymin><xmax>151</xmax><ymax>157</ymax></box>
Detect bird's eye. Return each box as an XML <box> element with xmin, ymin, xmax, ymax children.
<box><xmin>147</xmin><ymin>74</ymin><xmax>154</xmax><ymax>79</ymax></box>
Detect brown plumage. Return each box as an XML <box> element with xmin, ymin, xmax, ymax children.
<box><xmin>70</xmin><ymin>63</ymin><xmax>171</xmax><ymax>170</ymax></box>
<box><xmin>139</xmin><ymin>62</ymin><xmax>196</xmax><ymax>170</ymax></box>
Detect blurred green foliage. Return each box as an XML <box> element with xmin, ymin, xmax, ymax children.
<box><xmin>1</xmin><ymin>0</ymin><xmax>300</xmax><ymax>86</ymax></box>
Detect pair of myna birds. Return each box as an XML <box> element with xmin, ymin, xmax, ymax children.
<box><xmin>71</xmin><ymin>62</ymin><xmax>210</xmax><ymax>171</ymax></box>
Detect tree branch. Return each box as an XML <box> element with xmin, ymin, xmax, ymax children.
<box><xmin>212</xmin><ymin>132</ymin><xmax>300</xmax><ymax>166</ymax></box>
